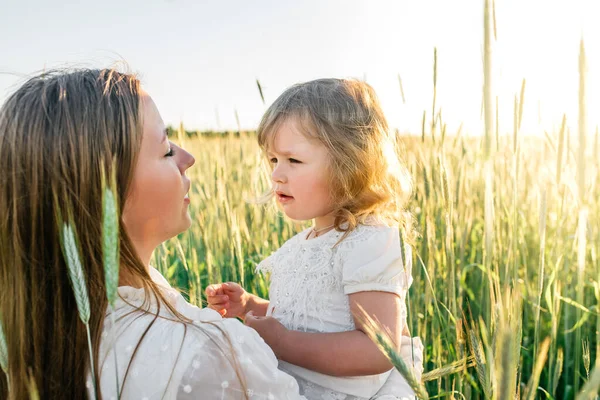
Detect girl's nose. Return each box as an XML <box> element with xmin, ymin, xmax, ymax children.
<box><xmin>271</xmin><ymin>165</ymin><xmax>286</xmax><ymax>184</ymax></box>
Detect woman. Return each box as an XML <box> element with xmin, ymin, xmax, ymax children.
<box><xmin>0</xmin><ymin>69</ymin><xmax>305</xmax><ymax>399</ymax></box>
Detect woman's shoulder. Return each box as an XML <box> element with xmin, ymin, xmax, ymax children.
<box><xmin>98</xmin><ymin>308</ymin><xmax>291</xmax><ymax>399</ymax></box>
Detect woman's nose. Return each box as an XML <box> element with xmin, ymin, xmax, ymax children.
<box><xmin>179</xmin><ymin>147</ymin><xmax>195</xmax><ymax>172</ymax></box>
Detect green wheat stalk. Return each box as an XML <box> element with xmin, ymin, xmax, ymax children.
<box><xmin>482</xmin><ymin>0</ymin><xmax>497</xmax><ymax>327</ymax></box>
<box><xmin>575</xmin><ymin>37</ymin><xmax>588</xmax><ymax>396</ymax></box>
<box><xmin>553</xmin><ymin>348</ymin><xmax>564</xmax><ymax>395</ymax></box>
<box><xmin>468</xmin><ymin>328</ymin><xmax>491</xmax><ymax>399</ymax></box>
<box><xmin>398</xmin><ymin>74</ymin><xmax>406</xmax><ymax>104</ymax></box>
<box><xmin>576</xmin><ymin>360</ymin><xmax>600</xmax><ymax>400</ymax></box>
<box><xmin>533</xmin><ymin>188</ymin><xmax>547</xmax><ymax>359</ymax></box>
<box><xmin>523</xmin><ymin>337</ymin><xmax>551</xmax><ymax>400</ymax></box>
<box><xmin>431</xmin><ymin>47</ymin><xmax>438</xmax><ymax>142</ymax></box>
<box><xmin>60</xmin><ymin>222</ymin><xmax>97</xmax><ymax>400</ymax></box>
<box><xmin>495</xmin><ymin>288</ymin><xmax>522</xmax><ymax>400</ymax></box>
<box><xmin>102</xmin><ymin>165</ymin><xmax>121</xmax><ymax>399</ymax></box>
<box><xmin>354</xmin><ymin>305</ymin><xmax>429</xmax><ymax>400</ymax></box>
<box><xmin>256</xmin><ymin>79</ymin><xmax>265</xmax><ymax>105</ymax></box>
<box><xmin>26</xmin><ymin>368</ymin><xmax>40</xmax><ymax>400</ymax></box>
<box><xmin>103</xmin><ymin>188</ymin><xmax>120</xmax><ymax>307</ymax></box>
<box><xmin>582</xmin><ymin>339</ymin><xmax>590</xmax><ymax>379</ymax></box>
<box><xmin>0</xmin><ymin>315</ymin><xmax>9</xmax><ymax>394</ymax></box>
<box><xmin>422</xmin><ymin>356</ymin><xmax>476</xmax><ymax>382</ymax></box>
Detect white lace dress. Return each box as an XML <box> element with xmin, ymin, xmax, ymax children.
<box><xmin>91</xmin><ymin>267</ymin><xmax>306</xmax><ymax>400</ymax></box>
<box><xmin>257</xmin><ymin>224</ymin><xmax>423</xmax><ymax>400</ymax></box>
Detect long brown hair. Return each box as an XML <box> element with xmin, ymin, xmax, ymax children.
<box><xmin>0</xmin><ymin>69</ymin><xmax>190</xmax><ymax>399</ymax></box>
<box><xmin>257</xmin><ymin>78</ymin><xmax>414</xmax><ymax>238</ymax></box>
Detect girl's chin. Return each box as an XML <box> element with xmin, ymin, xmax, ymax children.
<box><xmin>282</xmin><ymin>211</ymin><xmax>316</xmax><ymax>222</ymax></box>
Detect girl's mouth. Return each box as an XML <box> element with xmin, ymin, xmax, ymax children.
<box><xmin>276</xmin><ymin>192</ymin><xmax>294</xmax><ymax>203</ymax></box>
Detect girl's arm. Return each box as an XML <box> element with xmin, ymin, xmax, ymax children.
<box><xmin>206</xmin><ymin>282</ymin><xmax>270</xmax><ymax>319</ymax></box>
<box><xmin>245</xmin><ymin>292</ymin><xmax>270</xmax><ymax>318</ymax></box>
<box><xmin>245</xmin><ymin>291</ymin><xmax>404</xmax><ymax>376</ymax></box>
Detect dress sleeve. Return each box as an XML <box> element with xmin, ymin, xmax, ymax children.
<box><xmin>256</xmin><ymin>253</ymin><xmax>275</xmax><ymax>274</ymax></box>
<box><xmin>176</xmin><ymin>318</ymin><xmax>305</xmax><ymax>400</ymax></box>
<box><xmin>341</xmin><ymin>226</ymin><xmax>413</xmax><ymax>297</ymax></box>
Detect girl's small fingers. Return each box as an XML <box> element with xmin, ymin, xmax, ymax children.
<box><xmin>206</xmin><ymin>299</ymin><xmax>228</xmax><ymax>308</ymax></box>
<box><xmin>210</xmin><ymin>307</ymin><xmax>227</xmax><ymax>317</ymax></box>
<box><xmin>208</xmin><ymin>302</ymin><xmax>229</xmax><ymax>310</ymax></box>
<box><xmin>222</xmin><ymin>286</ymin><xmax>241</xmax><ymax>296</ymax></box>
<box><xmin>208</xmin><ymin>294</ymin><xmax>229</xmax><ymax>303</ymax></box>
<box><xmin>205</xmin><ymin>283</ymin><xmax>226</xmax><ymax>296</ymax></box>
<box><xmin>206</xmin><ymin>299</ymin><xmax>219</xmax><ymax>306</ymax></box>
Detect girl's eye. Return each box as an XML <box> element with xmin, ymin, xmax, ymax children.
<box><xmin>289</xmin><ymin>158</ymin><xmax>301</xmax><ymax>164</ymax></box>
<box><xmin>269</xmin><ymin>158</ymin><xmax>278</xmax><ymax>164</ymax></box>
<box><xmin>165</xmin><ymin>147</ymin><xmax>175</xmax><ymax>157</ymax></box>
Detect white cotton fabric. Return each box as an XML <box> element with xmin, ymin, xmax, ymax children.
<box><xmin>91</xmin><ymin>267</ymin><xmax>306</xmax><ymax>400</ymax></box>
<box><xmin>257</xmin><ymin>223</ymin><xmax>423</xmax><ymax>400</ymax></box>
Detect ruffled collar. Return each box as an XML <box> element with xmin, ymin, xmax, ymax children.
<box><xmin>106</xmin><ymin>267</ymin><xmax>183</xmax><ymax>315</ymax></box>
<box><xmin>108</xmin><ymin>267</ymin><xmax>222</xmax><ymax>322</ymax></box>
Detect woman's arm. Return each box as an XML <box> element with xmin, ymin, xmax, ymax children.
<box><xmin>245</xmin><ymin>291</ymin><xmax>403</xmax><ymax>376</ymax></box>
<box><xmin>179</xmin><ymin>318</ymin><xmax>306</xmax><ymax>400</ymax></box>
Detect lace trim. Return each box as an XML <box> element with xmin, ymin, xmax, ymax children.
<box><xmin>266</xmin><ymin>240</ymin><xmax>348</xmax><ymax>331</ymax></box>
<box><xmin>257</xmin><ymin>224</ymin><xmax>401</xmax><ymax>332</ymax></box>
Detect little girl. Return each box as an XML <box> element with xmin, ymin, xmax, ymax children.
<box><xmin>207</xmin><ymin>78</ymin><xmax>423</xmax><ymax>399</ymax></box>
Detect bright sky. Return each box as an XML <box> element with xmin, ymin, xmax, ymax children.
<box><xmin>1</xmin><ymin>0</ymin><xmax>599</xmax><ymax>137</ymax></box>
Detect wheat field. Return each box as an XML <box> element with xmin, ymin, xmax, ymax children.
<box><xmin>149</xmin><ymin>3</ymin><xmax>600</xmax><ymax>397</ymax></box>
<box><xmin>152</xmin><ymin>118</ymin><xmax>600</xmax><ymax>399</ymax></box>
<box><xmin>2</xmin><ymin>1</ymin><xmax>599</xmax><ymax>398</ymax></box>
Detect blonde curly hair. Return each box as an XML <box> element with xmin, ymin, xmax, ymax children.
<box><xmin>257</xmin><ymin>78</ymin><xmax>414</xmax><ymax>239</ymax></box>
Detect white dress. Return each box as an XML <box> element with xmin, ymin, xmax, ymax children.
<box><xmin>257</xmin><ymin>224</ymin><xmax>424</xmax><ymax>400</ymax></box>
<box><xmin>91</xmin><ymin>267</ymin><xmax>306</xmax><ymax>400</ymax></box>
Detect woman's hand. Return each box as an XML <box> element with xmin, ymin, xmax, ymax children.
<box><xmin>205</xmin><ymin>282</ymin><xmax>249</xmax><ymax>318</ymax></box>
<box><xmin>244</xmin><ymin>311</ymin><xmax>288</xmax><ymax>358</ymax></box>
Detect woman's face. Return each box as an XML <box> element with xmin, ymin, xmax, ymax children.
<box><xmin>122</xmin><ymin>92</ymin><xmax>195</xmax><ymax>256</ymax></box>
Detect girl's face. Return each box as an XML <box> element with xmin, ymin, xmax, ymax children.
<box><xmin>122</xmin><ymin>92</ymin><xmax>195</xmax><ymax>255</ymax></box>
<box><xmin>268</xmin><ymin>117</ymin><xmax>334</xmax><ymax>224</ymax></box>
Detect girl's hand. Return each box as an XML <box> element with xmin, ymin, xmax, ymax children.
<box><xmin>245</xmin><ymin>311</ymin><xmax>287</xmax><ymax>358</ymax></box>
<box><xmin>205</xmin><ymin>282</ymin><xmax>249</xmax><ymax>318</ymax></box>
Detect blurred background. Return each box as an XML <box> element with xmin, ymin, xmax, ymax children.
<box><xmin>3</xmin><ymin>1</ymin><xmax>600</xmax><ymax>398</ymax></box>
<box><xmin>2</xmin><ymin>0</ymin><xmax>600</xmax><ymax>136</ymax></box>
